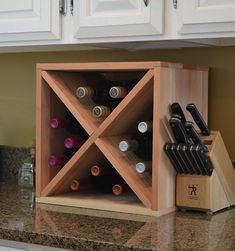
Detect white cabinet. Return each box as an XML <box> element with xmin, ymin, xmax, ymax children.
<box><xmin>178</xmin><ymin>0</ymin><xmax>235</xmax><ymax>35</ymax></box>
<box><xmin>73</xmin><ymin>0</ymin><xmax>164</xmax><ymax>39</ymax></box>
<box><xmin>1</xmin><ymin>0</ymin><xmax>235</xmax><ymax>51</ymax></box>
<box><xmin>0</xmin><ymin>0</ymin><xmax>61</xmax><ymax>42</ymax></box>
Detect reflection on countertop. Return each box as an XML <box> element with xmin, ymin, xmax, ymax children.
<box><xmin>0</xmin><ymin>182</ymin><xmax>234</xmax><ymax>251</ymax></box>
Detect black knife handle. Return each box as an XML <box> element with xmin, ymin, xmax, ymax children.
<box><xmin>195</xmin><ymin>145</ymin><xmax>213</xmax><ymax>176</ymax></box>
<box><xmin>187</xmin><ymin>145</ymin><xmax>202</xmax><ymax>175</ymax></box>
<box><xmin>169</xmin><ymin>116</ymin><xmax>189</xmax><ymax>144</ymax></box>
<box><xmin>177</xmin><ymin>144</ymin><xmax>195</xmax><ymax>174</ymax></box>
<box><xmin>172</xmin><ymin>144</ymin><xmax>189</xmax><ymax>174</ymax></box>
<box><xmin>164</xmin><ymin>143</ymin><xmax>183</xmax><ymax>174</ymax></box>
<box><xmin>184</xmin><ymin>121</ymin><xmax>208</xmax><ymax>152</ymax></box>
<box><xmin>189</xmin><ymin>144</ymin><xmax>207</xmax><ymax>175</ymax></box>
<box><xmin>170</xmin><ymin>102</ymin><xmax>186</xmax><ymax>124</ymax></box>
<box><xmin>186</xmin><ymin>104</ymin><xmax>210</xmax><ymax>136</ymax></box>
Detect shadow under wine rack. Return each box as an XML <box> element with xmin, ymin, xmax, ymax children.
<box><xmin>36</xmin><ymin>61</ymin><xmax>208</xmax><ymax>216</ymax></box>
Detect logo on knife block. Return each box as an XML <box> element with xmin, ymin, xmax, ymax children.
<box><xmin>187</xmin><ymin>184</ymin><xmax>198</xmax><ymax>200</ymax></box>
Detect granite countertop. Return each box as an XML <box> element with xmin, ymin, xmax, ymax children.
<box><xmin>0</xmin><ymin>182</ymin><xmax>235</xmax><ymax>251</ymax></box>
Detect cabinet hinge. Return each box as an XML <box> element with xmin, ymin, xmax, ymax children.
<box><xmin>70</xmin><ymin>0</ymin><xmax>74</xmax><ymax>15</ymax></box>
<box><xmin>173</xmin><ymin>0</ymin><xmax>177</xmax><ymax>9</ymax></box>
<box><xmin>59</xmin><ymin>0</ymin><xmax>67</xmax><ymax>15</ymax></box>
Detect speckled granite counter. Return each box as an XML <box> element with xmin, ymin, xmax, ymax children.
<box><xmin>0</xmin><ymin>182</ymin><xmax>235</xmax><ymax>251</ymax></box>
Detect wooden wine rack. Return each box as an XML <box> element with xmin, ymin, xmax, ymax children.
<box><xmin>36</xmin><ymin>62</ymin><xmax>208</xmax><ymax>216</ymax></box>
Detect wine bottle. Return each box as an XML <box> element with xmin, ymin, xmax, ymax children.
<box><xmin>64</xmin><ymin>136</ymin><xmax>85</xmax><ymax>149</ymax></box>
<box><xmin>48</xmin><ymin>154</ymin><xmax>68</xmax><ymax>167</ymax></box>
<box><xmin>76</xmin><ymin>86</ymin><xmax>94</xmax><ymax>99</ymax></box>
<box><xmin>109</xmin><ymin>80</ymin><xmax>136</xmax><ymax>99</ymax></box>
<box><xmin>119</xmin><ymin>140</ymin><xmax>139</xmax><ymax>152</ymax></box>
<box><xmin>50</xmin><ymin>112</ymin><xmax>87</xmax><ymax>137</ymax></box>
<box><xmin>112</xmin><ymin>183</ymin><xmax>129</xmax><ymax>196</ymax></box>
<box><xmin>71</xmin><ymin>176</ymin><xmax>115</xmax><ymax>193</ymax></box>
<box><xmin>92</xmin><ymin>105</ymin><xmax>111</xmax><ymax>119</ymax></box>
<box><xmin>109</xmin><ymin>86</ymin><xmax>128</xmax><ymax>99</ymax></box>
<box><xmin>48</xmin><ymin>149</ymin><xmax>76</xmax><ymax>167</ymax></box>
<box><xmin>70</xmin><ymin>179</ymin><xmax>81</xmax><ymax>191</ymax></box>
<box><xmin>135</xmin><ymin>161</ymin><xmax>152</xmax><ymax>174</ymax></box>
<box><xmin>138</xmin><ymin>121</ymin><xmax>153</xmax><ymax>133</ymax></box>
<box><xmin>76</xmin><ymin>82</ymin><xmax>112</xmax><ymax>105</ymax></box>
<box><xmin>90</xmin><ymin>164</ymin><xmax>114</xmax><ymax>177</ymax></box>
<box><xmin>118</xmin><ymin>133</ymin><xmax>152</xmax><ymax>160</ymax></box>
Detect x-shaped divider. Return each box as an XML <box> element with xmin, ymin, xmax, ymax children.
<box><xmin>40</xmin><ymin>69</ymin><xmax>154</xmax><ymax>209</ymax></box>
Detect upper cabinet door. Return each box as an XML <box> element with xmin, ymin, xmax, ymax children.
<box><xmin>0</xmin><ymin>0</ymin><xmax>61</xmax><ymax>42</ymax></box>
<box><xmin>73</xmin><ymin>0</ymin><xmax>164</xmax><ymax>39</ymax></box>
<box><xmin>179</xmin><ymin>0</ymin><xmax>235</xmax><ymax>34</ymax></box>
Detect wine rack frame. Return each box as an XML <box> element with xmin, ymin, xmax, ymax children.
<box><xmin>36</xmin><ymin>61</ymin><xmax>208</xmax><ymax>216</ymax></box>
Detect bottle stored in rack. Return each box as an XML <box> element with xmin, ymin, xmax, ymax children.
<box><xmin>118</xmin><ymin>132</ymin><xmax>152</xmax><ymax>160</ymax></box>
<box><xmin>48</xmin><ymin>149</ymin><xmax>76</xmax><ymax>167</ymax></box>
<box><xmin>109</xmin><ymin>80</ymin><xmax>136</xmax><ymax>99</ymax></box>
<box><xmin>50</xmin><ymin>112</ymin><xmax>87</xmax><ymax>136</ymax></box>
<box><xmin>90</xmin><ymin>164</ymin><xmax>114</xmax><ymax>177</ymax></box>
<box><xmin>135</xmin><ymin>161</ymin><xmax>152</xmax><ymax>174</ymax></box>
<box><xmin>112</xmin><ymin>183</ymin><xmax>130</xmax><ymax>196</ymax></box>
<box><xmin>76</xmin><ymin>82</ymin><xmax>112</xmax><ymax>105</ymax></box>
<box><xmin>64</xmin><ymin>136</ymin><xmax>85</xmax><ymax>149</ymax></box>
<box><xmin>138</xmin><ymin>121</ymin><xmax>153</xmax><ymax>133</ymax></box>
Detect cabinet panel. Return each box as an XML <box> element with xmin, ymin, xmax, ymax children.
<box><xmin>179</xmin><ymin>0</ymin><xmax>235</xmax><ymax>34</ymax></box>
<box><xmin>0</xmin><ymin>0</ymin><xmax>61</xmax><ymax>42</ymax></box>
<box><xmin>73</xmin><ymin>0</ymin><xmax>164</xmax><ymax>39</ymax></box>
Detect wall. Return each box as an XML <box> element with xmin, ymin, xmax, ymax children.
<box><xmin>0</xmin><ymin>46</ymin><xmax>234</xmax><ymax>158</ymax></box>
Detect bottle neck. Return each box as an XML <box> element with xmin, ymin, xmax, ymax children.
<box><xmin>48</xmin><ymin>154</ymin><xmax>68</xmax><ymax>167</ymax></box>
<box><xmin>112</xmin><ymin>183</ymin><xmax>129</xmax><ymax>196</ymax></box>
<box><xmin>135</xmin><ymin>161</ymin><xmax>152</xmax><ymax>173</ymax></box>
<box><xmin>92</xmin><ymin>106</ymin><xmax>111</xmax><ymax>119</ymax></box>
<box><xmin>76</xmin><ymin>86</ymin><xmax>94</xmax><ymax>99</ymax></box>
<box><xmin>119</xmin><ymin>140</ymin><xmax>139</xmax><ymax>152</ymax></box>
<box><xmin>109</xmin><ymin>86</ymin><xmax>127</xmax><ymax>99</ymax></box>
<box><xmin>50</xmin><ymin>117</ymin><xmax>69</xmax><ymax>129</ymax></box>
<box><xmin>64</xmin><ymin>136</ymin><xmax>84</xmax><ymax>149</ymax></box>
<box><xmin>138</xmin><ymin>121</ymin><xmax>153</xmax><ymax>133</ymax></box>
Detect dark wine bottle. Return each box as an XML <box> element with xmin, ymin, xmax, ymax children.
<box><xmin>135</xmin><ymin>161</ymin><xmax>152</xmax><ymax>174</ymax></box>
<box><xmin>50</xmin><ymin>112</ymin><xmax>87</xmax><ymax>137</ymax></box>
<box><xmin>64</xmin><ymin>136</ymin><xmax>85</xmax><ymax>149</ymax></box>
<box><xmin>70</xmin><ymin>179</ymin><xmax>91</xmax><ymax>191</ymax></box>
<box><xmin>71</xmin><ymin>176</ymin><xmax>117</xmax><ymax>193</ymax></box>
<box><xmin>112</xmin><ymin>183</ymin><xmax>130</xmax><ymax>196</ymax></box>
<box><xmin>90</xmin><ymin>164</ymin><xmax>114</xmax><ymax>177</ymax></box>
<box><xmin>76</xmin><ymin>82</ymin><xmax>112</xmax><ymax>106</ymax></box>
<box><xmin>138</xmin><ymin>121</ymin><xmax>153</xmax><ymax>133</ymax></box>
<box><xmin>109</xmin><ymin>80</ymin><xmax>136</xmax><ymax>99</ymax></box>
<box><xmin>92</xmin><ymin>105</ymin><xmax>111</xmax><ymax>119</ymax></box>
<box><xmin>48</xmin><ymin>149</ymin><xmax>76</xmax><ymax>167</ymax></box>
<box><xmin>109</xmin><ymin>86</ymin><xmax>128</xmax><ymax>99</ymax></box>
<box><xmin>118</xmin><ymin>133</ymin><xmax>152</xmax><ymax>160</ymax></box>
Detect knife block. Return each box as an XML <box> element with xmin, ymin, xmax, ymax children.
<box><xmin>176</xmin><ymin>131</ymin><xmax>235</xmax><ymax>213</ymax></box>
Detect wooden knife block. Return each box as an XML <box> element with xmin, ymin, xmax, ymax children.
<box><xmin>176</xmin><ymin>131</ymin><xmax>235</xmax><ymax>213</ymax></box>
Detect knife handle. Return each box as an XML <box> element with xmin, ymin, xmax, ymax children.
<box><xmin>164</xmin><ymin>143</ymin><xmax>183</xmax><ymax>174</ymax></box>
<box><xmin>195</xmin><ymin>145</ymin><xmax>213</xmax><ymax>176</ymax></box>
<box><xmin>177</xmin><ymin>144</ymin><xmax>194</xmax><ymax>174</ymax></box>
<box><xmin>170</xmin><ymin>102</ymin><xmax>186</xmax><ymax>124</ymax></box>
<box><xmin>189</xmin><ymin>144</ymin><xmax>207</xmax><ymax>175</ymax></box>
<box><xmin>187</xmin><ymin>145</ymin><xmax>202</xmax><ymax>175</ymax></box>
<box><xmin>186</xmin><ymin>104</ymin><xmax>210</xmax><ymax>136</ymax></box>
<box><xmin>169</xmin><ymin>116</ymin><xmax>189</xmax><ymax>144</ymax></box>
<box><xmin>184</xmin><ymin>121</ymin><xmax>208</xmax><ymax>151</ymax></box>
